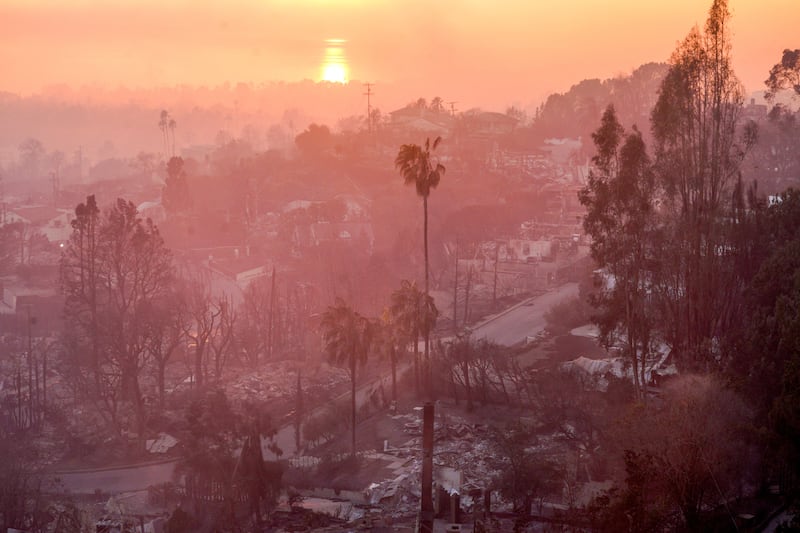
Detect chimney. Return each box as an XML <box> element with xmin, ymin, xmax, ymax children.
<box><xmin>419</xmin><ymin>402</ymin><xmax>434</xmax><ymax>533</ymax></box>
<box><xmin>450</xmin><ymin>492</ymin><xmax>461</xmax><ymax>524</ymax></box>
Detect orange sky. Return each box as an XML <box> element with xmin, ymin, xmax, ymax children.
<box><xmin>1</xmin><ymin>0</ymin><xmax>797</xmax><ymax>109</ymax></box>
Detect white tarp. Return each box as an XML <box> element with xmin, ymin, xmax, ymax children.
<box><xmin>145</xmin><ymin>433</ymin><xmax>178</xmax><ymax>454</ymax></box>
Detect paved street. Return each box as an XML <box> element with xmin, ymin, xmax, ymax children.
<box><xmin>50</xmin><ymin>460</ymin><xmax>177</xmax><ymax>494</ymax></box>
<box><xmin>471</xmin><ymin>283</ymin><xmax>579</xmax><ymax>345</ymax></box>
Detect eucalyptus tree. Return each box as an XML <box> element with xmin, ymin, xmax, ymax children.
<box><xmin>765</xmin><ymin>48</ymin><xmax>800</xmax><ymax>100</ymax></box>
<box><xmin>579</xmin><ymin>105</ymin><xmax>659</xmax><ymax>399</ymax></box>
<box><xmin>650</xmin><ymin>0</ymin><xmax>755</xmax><ymax>370</ymax></box>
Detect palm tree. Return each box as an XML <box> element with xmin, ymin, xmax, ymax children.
<box><xmin>390</xmin><ymin>279</ymin><xmax>438</xmax><ymax>396</ymax></box>
<box><xmin>168</xmin><ymin>117</ymin><xmax>177</xmax><ymax>158</ymax></box>
<box><xmin>375</xmin><ymin>309</ymin><xmax>398</xmax><ymax>403</ymax></box>
<box><xmin>158</xmin><ymin>110</ymin><xmax>170</xmax><ymax>155</ymax></box>
<box><xmin>321</xmin><ymin>298</ymin><xmax>374</xmax><ymax>456</ymax></box>
<box><xmin>395</xmin><ymin>137</ymin><xmax>445</xmax><ymax>395</ymax></box>
<box><xmin>430</xmin><ymin>96</ymin><xmax>445</xmax><ymax>114</ymax></box>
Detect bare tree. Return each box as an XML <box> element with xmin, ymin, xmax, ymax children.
<box><xmin>147</xmin><ymin>290</ymin><xmax>186</xmax><ymax>408</ymax></box>
<box><xmin>183</xmin><ymin>279</ymin><xmax>220</xmax><ymax>388</ymax></box>
<box><xmin>61</xmin><ymin>197</ymin><xmax>174</xmax><ymax>441</ymax></box>
<box><xmin>209</xmin><ymin>295</ymin><xmax>237</xmax><ymax>381</ymax></box>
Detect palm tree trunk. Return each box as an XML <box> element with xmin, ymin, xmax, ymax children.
<box><xmin>351</xmin><ymin>360</ymin><xmax>357</xmax><ymax>457</ymax></box>
<box><xmin>453</xmin><ymin>240</ymin><xmax>459</xmax><ymax>333</ymax></box>
<box><xmin>423</xmin><ymin>195</ymin><xmax>430</xmax><ymax>397</ymax></box>
<box><xmin>390</xmin><ymin>344</ymin><xmax>397</xmax><ymax>403</ymax></box>
<box><xmin>413</xmin><ymin>335</ymin><xmax>420</xmax><ymax>394</ymax></box>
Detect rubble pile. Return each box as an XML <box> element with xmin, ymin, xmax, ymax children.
<box><xmin>226</xmin><ymin>360</ymin><xmax>348</xmax><ymax>404</ymax></box>
<box><xmin>362</xmin><ymin>412</ymin><xmax>508</xmax><ymax>519</ymax></box>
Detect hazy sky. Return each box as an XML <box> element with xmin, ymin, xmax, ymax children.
<box><xmin>2</xmin><ymin>0</ymin><xmax>797</xmax><ymax>108</ymax></box>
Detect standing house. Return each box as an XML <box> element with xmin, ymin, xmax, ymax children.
<box><xmin>506</xmin><ymin>238</ymin><xmax>553</xmax><ymax>262</ymax></box>
<box><xmin>388</xmin><ymin>107</ymin><xmax>454</xmax><ymax>137</ymax></box>
<box><xmin>464</xmin><ymin>111</ymin><xmax>518</xmax><ymax>138</ymax></box>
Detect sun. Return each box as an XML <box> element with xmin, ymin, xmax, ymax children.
<box><xmin>322</xmin><ymin>63</ymin><xmax>348</xmax><ymax>83</ymax></box>
<box><xmin>320</xmin><ymin>38</ymin><xmax>349</xmax><ymax>83</ymax></box>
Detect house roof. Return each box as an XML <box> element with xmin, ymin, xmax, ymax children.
<box><xmin>470</xmin><ymin>111</ymin><xmax>518</xmax><ymax>125</ymax></box>
<box><xmin>10</xmin><ymin>206</ymin><xmax>68</xmax><ymax>225</ymax></box>
<box><xmin>309</xmin><ymin>221</ymin><xmax>375</xmax><ymax>246</ymax></box>
<box><xmin>397</xmin><ymin>117</ymin><xmax>450</xmax><ymax>134</ymax></box>
<box><xmin>389</xmin><ymin>107</ymin><xmax>454</xmax><ymax>128</ymax></box>
<box><xmin>137</xmin><ymin>199</ymin><xmax>162</xmax><ymax>210</ymax></box>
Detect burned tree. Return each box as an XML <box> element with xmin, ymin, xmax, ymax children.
<box><xmin>61</xmin><ymin>196</ymin><xmax>174</xmax><ymax>439</ymax></box>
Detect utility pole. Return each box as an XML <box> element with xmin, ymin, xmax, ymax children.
<box><xmin>268</xmin><ymin>266</ymin><xmax>276</xmax><ymax>361</ymax></box>
<box><xmin>363</xmin><ymin>82</ymin><xmax>374</xmax><ymax>133</ymax></box>
<box><xmin>493</xmin><ymin>241</ymin><xmax>500</xmax><ymax>309</ymax></box>
<box><xmin>453</xmin><ymin>240</ymin><xmax>459</xmax><ymax>334</ymax></box>
<box><xmin>463</xmin><ymin>264</ymin><xmax>472</xmax><ymax>328</ymax></box>
<box><xmin>447</xmin><ymin>101</ymin><xmax>458</xmax><ymax>117</ymax></box>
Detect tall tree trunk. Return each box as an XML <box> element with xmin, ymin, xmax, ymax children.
<box><xmin>453</xmin><ymin>240</ymin><xmax>459</xmax><ymax>333</ymax></box>
<box><xmin>268</xmin><ymin>267</ymin><xmax>276</xmax><ymax>361</ymax></box>
<box><xmin>133</xmin><ymin>375</ymin><xmax>146</xmax><ymax>450</ymax></box>
<box><xmin>295</xmin><ymin>369</ymin><xmax>303</xmax><ymax>453</ymax></box>
<box><xmin>413</xmin><ymin>335</ymin><xmax>420</xmax><ymax>395</ymax></box>
<box><xmin>493</xmin><ymin>241</ymin><xmax>499</xmax><ymax>309</ymax></box>
<box><xmin>194</xmin><ymin>341</ymin><xmax>204</xmax><ymax>388</ymax></box>
<box><xmin>42</xmin><ymin>345</ymin><xmax>47</xmax><ymax>420</ymax></box>
<box><xmin>158</xmin><ymin>362</ymin><xmax>166</xmax><ymax>409</ymax></box>
<box><xmin>27</xmin><ymin>312</ymin><xmax>34</xmax><ymax>428</ymax></box>
<box><xmin>390</xmin><ymin>344</ymin><xmax>397</xmax><ymax>403</ymax></box>
<box><xmin>423</xmin><ymin>196</ymin><xmax>430</xmax><ymax>397</ymax></box>
<box><xmin>463</xmin><ymin>265</ymin><xmax>472</xmax><ymax>328</ymax></box>
<box><xmin>351</xmin><ymin>360</ymin><xmax>357</xmax><ymax>457</ymax></box>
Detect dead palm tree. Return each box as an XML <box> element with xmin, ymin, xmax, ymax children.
<box><xmin>321</xmin><ymin>298</ymin><xmax>374</xmax><ymax>456</ymax></box>
<box><xmin>395</xmin><ymin>137</ymin><xmax>445</xmax><ymax>396</ymax></box>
